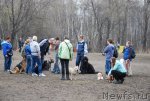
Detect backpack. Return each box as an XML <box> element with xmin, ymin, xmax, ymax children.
<box><xmin>130</xmin><ymin>47</ymin><xmax>136</xmax><ymax>59</ymax></box>
<box><xmin>113</xmin><ymin>46</ymin><xmax>118</xmax><ymax>58</ymax></box>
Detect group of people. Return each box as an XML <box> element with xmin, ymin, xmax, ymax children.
<box><xmin>1</xmin><ymin>35</ymin><xmax>135</xmax><ymax>83</ymax></box>
<box><xmin>103</xmin><ymin>39</ymin><xmax>135</xmax><ymax>84</ymax></box>
<box><xmin>0</xmin><ymin>35</ymin><xmax>88</xmax><ymax>79</ymax></box>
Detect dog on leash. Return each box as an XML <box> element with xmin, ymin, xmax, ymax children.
<box><xmin>69</xmin><ymin>66</ymin><xmax>80</xmax><ymax>80</ymax></box>
<box><xmin>80</xmin><ymin>57</ymin><xmax>95</xmax><ymax>74</ymax></box>
<box><xmin>10</xmin><ymin>58</ymin><xmax>26</xmax><ymax>74</ymax></box>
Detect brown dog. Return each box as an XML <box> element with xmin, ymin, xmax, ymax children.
<box><xmin>10</xmin><ymin>58</ymin><xmax>26</xmax><ymax>74</ymax></box>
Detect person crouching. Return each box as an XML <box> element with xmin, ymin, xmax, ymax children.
<box><xmin>107</xmin><ymin>57</ymin><xmax>127</xmax><ymax>84</ymax></box>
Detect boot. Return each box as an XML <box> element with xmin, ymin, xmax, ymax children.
<box><xmin>66</xmin><ymin>74</ymin><xmax>70</xmax><ymax>80</ymax></box>
<box><xmin>61</xmin><ymin>73</ymin><xmax>65</xmax><ymax>80</ymax></box>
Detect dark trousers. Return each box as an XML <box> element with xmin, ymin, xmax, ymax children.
<box><xmin>41</xmin><ymin>55</ymin><xmax>44</xmax><ymax>65</ymax></box>
<box><xmin>4</xmin><ymin>56</ymin><xmax>12</xmax><ymax>71</ymax></box>
<box><xmin>76</xmin><ymin>54</ymin><xmax>84</xmax><ymax>66</ymax></box>
<box><xmin>111</xmin><ymin>70</ymin><xmax>126</xmax><ymax>81</ymax></box>
<box><xmin>60</xmin><ymin>59</ymin><xmax>69</xmax><ymax>79</ymax></box>
<box><xmin>19</xmin><ymin>46</ymin><xmax>22</xmax><ymax>53</ymax></box>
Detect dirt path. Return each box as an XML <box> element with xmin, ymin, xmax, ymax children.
<box><xmin>0</xmin><ymin>51</ymin><xmax>150</xmax><ymax>101</ymax></box>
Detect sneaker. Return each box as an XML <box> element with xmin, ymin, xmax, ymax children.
<box><xmin>7</xmin><ymin>70</ymin><xmax>10</xmax><ymax>72</ymax></box>
<box><xmin>66</xmin><ymin>78</ymin><xmax>71</xmax><ymax>80</ymax></box>
<box><xmin>61</xmin><ymin>77</ymin><xmax>65</xmax><ymax>80</ymax></box>
<box><xmin>32</xmin><ymin>73</ymin><xmax>38</xmax><ymax>76</ymax></box>
<box><xmin>51</xmin><ymin>71</ymin><xmax>55</xmax><ymax>73</ymax></box>
<box><xmin>113</xmin><ymin>80</ymin><xmax>122</xmax><ymax>84</ymax></box>
<box><xmin>39</xmin><ymin>73</ymin><xmax>46</xmax><ymax>77</ymax></box>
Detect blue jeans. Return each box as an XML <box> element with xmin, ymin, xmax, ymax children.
<box><xmin>105</xmin><ymin>60</ymin><xmax>111</xmax><ymax>75</ymax></box>
<box><xmin>32</xmin><ymin>56</ymin><xmax>42</xmax><ymax>74</ymax></box>
<box><xmin>52</xmin><ymin>53</ymin><xmax>60</xmax><ymax>73</ymax></box>
<box><xmin>26</xmin><ymin>55</ymin><xmax>32</xmax><ymax>74</ymax></box>
<box><xmin>76</xmin><ymin>54</ymin><xmax>84</xmax><ymax>66</ymax></box>
<box><xmin>41</xmin><ymin>55</ymin><xmax>44</xmax><ymax>65</ymax></box>
<box><xmin>4</xmin><ymin>56</ymin><xmax>12</xmax><ymax>71</ymax></box>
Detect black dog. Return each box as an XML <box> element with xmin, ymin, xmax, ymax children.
<box><xmin>80</xmin><ymin>57</ymin><xmax>95</xmax><ymax>74</ymax></box>
<box><xmin>35</xmin><ymin>59</ymin><xmax>54</xmax><ymax>74</ymax></box>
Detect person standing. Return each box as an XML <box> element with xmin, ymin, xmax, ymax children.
<box><xmin>24</xmin><ymin>39</ymin><xmax>32</xmax><ymax>74</ymax></box>
<box><xmin>103</xmin><ymin>39</ymin><xmax>114</xmax><ymax>75</ymax></box>
<box><xmin>76</xmin><ymin>35</ymin><xmax>88</xmax><ymax>67</ymax></box>
<box><xmin>1</xmin><ymin>36</ymin><xmax>13</xmax><ymax>72</ymax></box>
<box><xmin>58</xmin><ymin>36</ymin><xmax>73</xmax><ymax>80</ymax></box>
<box><xmin>123</xmin><ymin>41</ymin><xmax>134</xmax><ymax>76</ymax></box>
<box><xmin>52</xmin><ymin>37</ymin><xmax>61</xmax><ymax>74</ymax></box>
<box><xmin>18</xmin><ymin>37</ymin><xmax>24</xmax><ymax>53</ymax></box>
<box><xmin>30</xmin><ymin>36</ymin><xmax>46</xmax><ymax>77</ymax></box>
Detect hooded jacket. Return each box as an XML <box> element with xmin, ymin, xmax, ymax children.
<box><xmin>58</xmin><ymin>39</ymin><xmax>73</xmax><ymax>60</ymax></box>
<box><xmin>1</xmin><ymin>40</ymin><xmax>12</xmax><ymax>56</ymax></box>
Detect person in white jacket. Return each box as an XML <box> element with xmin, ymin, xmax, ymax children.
<box><xmin>30</xmin><ymin>36</ymin><xmax>46</xmax><ymax>77</ymax></box>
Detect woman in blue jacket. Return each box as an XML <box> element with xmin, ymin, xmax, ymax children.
<box><xmin>25</xmin><ymin>39</ymin><xmax>32</xmax><ymax>74</ymax></box>
<box><xmin>123</xmin><ymin>41</ymin><xmax>133</xmax><ymax>75</ymax></box>
<box><xmin>1</xmin><ymin>36</ymin><xmax>13</xmax><ymax>72</ymax></box>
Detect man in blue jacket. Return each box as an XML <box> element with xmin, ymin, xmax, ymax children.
<box><xmin>1</xmin><ymin>36</ymin><xmax>13</xmax><ymax>72</ymax></box>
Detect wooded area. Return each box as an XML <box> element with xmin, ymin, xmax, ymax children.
<box><xmin>0</xmin><ymin>0</ymin><xmax>150</xmax><ymax>52</ymax></box>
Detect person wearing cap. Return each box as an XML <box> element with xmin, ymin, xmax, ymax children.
<box><xmin>58</xmin><ymin>36</ymin><xmax>73</xmax><ymax>80</ymax></box>
<box><xmin>1</xmin><ymin>36</ymin><xmax>13</xmax><ymax>72</ymax></box>
<box><xmin>24</xmin><ymin>39</ymin><xmax>32</xmax><ymax>74</ymax></box>
<box><xmin>30</xmin><ymin>36</ymin><xmax>46</xmax><ymax>77</ymax></box>
<box><xmin>76</xmin><ymin>35</ymin><xmax>88</xmax><ymax>68</ymax></box>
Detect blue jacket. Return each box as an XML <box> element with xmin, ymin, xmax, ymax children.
<box><xmin>1</xmin><ymin>41</ymin><xmax>12</xmax><ymax>56</ymax></box>
<box><xmin>123</xmin><ymin>46</ymin><xmax>132</xmax><ymax>60</ymax></box>
<box><xmin>25</xmin><ymin>44</ymin><xmax>31</xmax><ymax>56</ymax></box>
<box><xmin>104</xmin><ymin>44</ymin><xmax>114</xmax><ymax>60</ymax></box>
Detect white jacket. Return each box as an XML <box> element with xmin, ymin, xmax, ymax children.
<box><xmin>30</xmin><ymin>41</ymin><xmax>41</xmax><ymax>56</ymax></box>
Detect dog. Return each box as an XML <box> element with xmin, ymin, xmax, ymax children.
<box><xmin>80</xmin><ymin>57</ymin><xmax>95</xmax><ymax>74</ymax></box>
<box><xmin>10</xmin><ymin>58</ymin><xmax>26</xmax><ymax>74</ymax></box>
<box><xmin>35</xmin><ymin>59</ymin><xmax>54</xmax><ymax>74</ymax></box>
<box><xmin>97</xmin><ymin>72</ymin><xmax>104</xmax><ymax>80</ymax></box>
<box><xmin>69</xmin><ymin>66</ymin><xmax>80</xmax><ymax>80</ymax></box>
